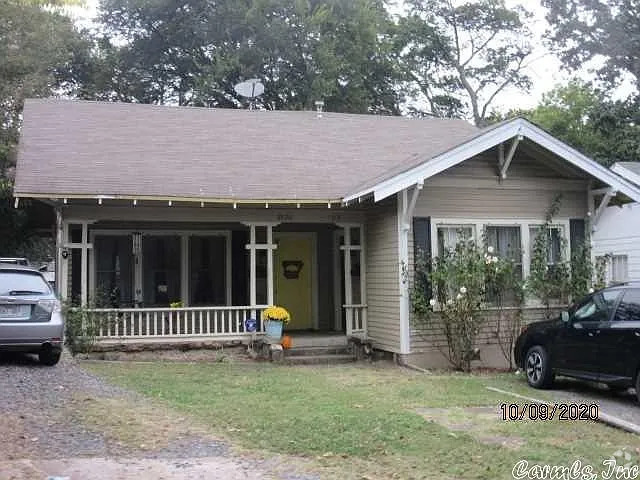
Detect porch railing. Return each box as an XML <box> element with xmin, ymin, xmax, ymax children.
<box><xmin>344</xmin><ymin>304</ymin><xmax>367</xmax><ymax>337</ymax></box>
<box><xmin>86</xmin><ymin>306</ymin><xmax>268</xmax><ymax>340</ymax></box>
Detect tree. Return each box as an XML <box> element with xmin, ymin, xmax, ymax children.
<box><xmin>0</xmin><ymin>0</ymin><xmax>86</xmax><ymax>256</ymax></box>
<box><xmin>82</xmin><ymin>0</ymin><xmax>402</xmax><ymax>113</ymax></box>
<box><xmin>502</xmin><ymin>81</ymin><xmax>640</xmax><ymax>166</ymax></box>
<box><xmin>398</xmin><ymin>0</ymin><xmax>533</xmax><ymax>126</ymax></box>
<box><xmin>0</xmin><ymin>0</ymin><xmax>87</xmax><ymax>177</ymax></box>
<box><xmin>543</xmin><ymin>0</ymin><xmax>640</xmax><ymax>91</ymax></box>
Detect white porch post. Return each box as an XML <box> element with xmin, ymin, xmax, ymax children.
<box><xmin>397</xmin><ymin>183</ymin><xmax>423</xmax><ymax>356</ymax></box>
<box><xmin>244</xmin><ymin>223</ymin><xmax>278</xmax><ymax>319</ymax></box>
<box><xmin>249</xmin><ymin>225</ymin><xmax>257</xmax><ymax>316</ymax></box>
<box><xmin>55</xmin><ymin>209</ymin><xmax>65</xmax><ymax>300</ymax></box>
<box><xmin>342</xmin><ymin>227</ymin><xmax>353</xmax><ymax>336</ymax></box>
<box><xmin>266</xmin><ymin>226</ymin><xmax>274</xmax><ymax>305</ymax></box>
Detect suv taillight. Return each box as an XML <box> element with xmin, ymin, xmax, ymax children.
<box><xmin>37</xmin><ymin>299</ymin><xmax>61</xmax><ymax>313</ymax></box>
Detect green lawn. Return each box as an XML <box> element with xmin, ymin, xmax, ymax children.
<box><xmin>84</xmin><ymin>362</ymin><xmax>638</xmax><ymax>479</ymax></box>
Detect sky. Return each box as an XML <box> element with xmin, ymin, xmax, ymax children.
<box><xmin>66</xmin><ymin>0</ymin><xmax>599</xmax><ymax>113</ymax></box>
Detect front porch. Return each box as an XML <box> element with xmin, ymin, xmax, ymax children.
<box><xmin>58</xmin><ymin>206</ymin><xmax>368</xmax><ymax>346</ymax></box>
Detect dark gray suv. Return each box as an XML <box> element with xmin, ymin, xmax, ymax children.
<box><xmin>0</xmin><ymin>264</ymin><xmax>64</xmax><ymax>365</ymax></box>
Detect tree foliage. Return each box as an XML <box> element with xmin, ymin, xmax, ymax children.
<box><xmin>500</xmin><ymin>81</ymin><xmax>640</xmax><ymax>166</ymax></box>
<box><xmin>0</xmin><ymin>0</ymin><xmax>87</xmax><ymax>177</ymax></box>
<box><xmin>78</xmin><ymin>0</ymin><xmax>402</xmax><ymax>113</ymax></box>
<box><xmin>398</xmin><ymin>0</ymin><xmax>533</xmax><ymax>125</ymax></box>
<box><xmin>543</xmin><ymin>0</ymin><xmax>640</xmax><ymax>91</ymax></box>
<box><xmin>0</xmin><ymin>0</ymin><xmax>85</xmax><ymax>255</ymax></box>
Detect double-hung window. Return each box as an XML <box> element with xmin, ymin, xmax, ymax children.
<box><xmin>436</xmin><ymin>225</ymin><xmax>475</xmax><ymax>254</ymax></box>
<box><xmin>529</xmin><ymin>225</ymin><xmax>564</xmax><ymax>266</ymax></box>
<box><xmin>485</xmin><ymin>226</ymin><xmax>523</xmax><ymax>280</ymax></box>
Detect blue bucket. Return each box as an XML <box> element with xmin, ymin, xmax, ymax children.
<box><xmin>265</xmin><ymin>320</ymin><xmax>283</xmax><ymax>340</ymax></box>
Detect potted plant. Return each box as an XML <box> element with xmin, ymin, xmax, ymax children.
<box><xmin>261</xmin><ymin>305</ymin><xmax>290</xmax><ymax>340</ymax></box>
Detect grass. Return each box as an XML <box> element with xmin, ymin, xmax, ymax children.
<box><xmin>84</xmin><ymin>362</ymin><xmax>639</xmax><ymax>479</ymax></box>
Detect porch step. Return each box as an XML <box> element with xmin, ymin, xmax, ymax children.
<box><xmin>284</xmin><ymin>346</ymin><xmax>353</xmax><ymax>357</ymax></box>
<box><xmin>283</xmin><ymin>353</ymin><xmax>356</xmax><ymax>365</ymax></box>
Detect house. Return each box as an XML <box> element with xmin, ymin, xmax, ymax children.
<box><xmin>593</xmin><ymin>162</ymin><xmax>640</xmax><ymax>283</ymax></box>
<box><xmin>13</xmin><ymin>99</ymin><xmax>640</xmax><ymax>367</ymax></box>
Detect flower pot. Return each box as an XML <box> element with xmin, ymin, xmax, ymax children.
<box><xmin>265</xmin><ymin>319</ymin><xmax>283</xmax><ymax>340</ymax></box>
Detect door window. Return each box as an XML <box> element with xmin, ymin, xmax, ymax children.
<box><xmin>573</xmin><ymin>290</ymin><xmax>620</xmax><ymax>323</ymax></box>
<box><xmin>613</xmin><ymin>289</ymin><xmax>640</xmax><ymax>322</ymax></box>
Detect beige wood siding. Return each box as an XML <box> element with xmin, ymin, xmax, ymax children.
<box><xmin>365</xmin><ymin>198</ymin><xmax>401</xmax><ymax>353</ymax></box>
<box><xmin>411</xmin><ymin>307</ymin><xmax>563</xmax><ymax>352</ymax></box>
<box><xmin>409</xmin><ymin>152</ymin><xmax>589</xmax><ymax>356</ymax></box>
<box><xmin>415</xmin><ymin>155</ymin><xmax>589</xmax><ymax>219</ymax></box>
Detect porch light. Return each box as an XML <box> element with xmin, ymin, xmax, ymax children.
<box><xmin>133</xmin><ymin>199</ymin><xmax>137</xmax><ymax>206</ymax></box>
<box><xmin>265</xmin><ymin>203</ymin><xmax>269</xmax><ymax>209</ymax></box>
<box><xmin>63</xmin><ymin>198</ymin><xmax>67</xmax><ymax>204</ymax></box>
<box><xmin>327</xmin><ymin>202</ymin><xmax>332</xmax><ymax>209</ymax></box>
<box><xmin>98</xmin><ymin>198</ymin><xmax>102</xmax><ymax>205</ymax></box>
<box><xmin>13</xmin><ymin>197</ymin><xmax>19</xmax><ymax>208</ymax></box>
<box><xmin>233</xmin><ymin>202</ymin><xmax>237</xmax><ymax>209</ymax></box>
<box><xmin>168</xmin><ymin>200</ymin><xmax>172</xmax><ymax>207</ymax></box>
<box><xmin>296</xmin><ymin>203</ymin><xmax>301</xmax><ymax>209</ymax></box>
<box><xmin>200</xmin><ymin>201</ymin><xmax>205</xmax><ymax>208</ymax></box>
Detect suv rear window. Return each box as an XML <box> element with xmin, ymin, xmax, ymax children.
<box><xmin>613</xmin><ymin>289</ymin><xmax>640</xmax><ymax>322</ymax></box>
<box><xmin>0</xmin><ymin>271</ymin><xmax>51</xmax><ymax>296</ymax></box>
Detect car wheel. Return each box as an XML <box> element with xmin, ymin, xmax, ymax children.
<box><xmin>524</xmin><ymin>345</ymin><xmax>554</xmax><ymax>389</ymax></box>
<box><xmin>39</xmin><ymin>349</ymin><xmax>61</xmax><ymax>366</ymax></box>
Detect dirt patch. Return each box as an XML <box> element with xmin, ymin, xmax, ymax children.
<box><xmin>415</xmin><ymin>406</ymin><xmax>525</xmax><ymax>449</ymax></box>
<box><xmin>71</xmin><ymin>395</ymin><xmax>223</xmax><ymax>453</ymax></box>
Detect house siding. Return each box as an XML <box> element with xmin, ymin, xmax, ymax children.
<box><xmin>414</xmin><ymin>156</ymin><xmax>588</xmax><ymax>220</ymax></box>
<box><xmin>593</xmin><ymin>203</ymin><xmax>640</xmax><ymax>282</ymax></box>
<box><xmin>407</xmin><ymin>152</ymin><xmax>589</xmax><ymax>367</ymax></box>
<box><xmin>365</xmin><ymin>198</ymin><xmax>401</xmax><ymax>353</ymax></box>
<box><xmin>409</xmin><ymin>307</ymin><xmax>564</xmax><ymax>368</ymax></box>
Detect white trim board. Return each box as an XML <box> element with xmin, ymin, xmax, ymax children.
<box><xmin>612</xmin><ymin>163</ymin><xmax>640</xmax><ymax>190</ymax></box>
<box><xmin>344</xmin><ymin>118</ymin><xmax>640</xmax><ymax>204</ymax></box>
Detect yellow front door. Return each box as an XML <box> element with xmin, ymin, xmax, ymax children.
<box><xmin>274</xmin><ymin>234</ymin><xmax>314</xmax><ymax>330</ymax></box>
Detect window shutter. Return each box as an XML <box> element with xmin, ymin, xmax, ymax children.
<box><xmin>569</xmin><ymin>218</ymin><xmax>586</xmax><ymax>255</ymax></box>
<box><xmin>413</xmin><ymin>217</ymin><xmax>431</xmax><ymax>298</ymax></box>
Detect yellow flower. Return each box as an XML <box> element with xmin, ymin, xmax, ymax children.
<box><xmin>261</xmin><ymin>305</ymin><xmax>291</xmax><ymax>324</ymax></box>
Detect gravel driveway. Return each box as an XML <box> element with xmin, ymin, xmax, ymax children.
<box><xmin>0</xmin><ymin>352</ymin><xmax>319</xmax><ymax>480</ymax></box>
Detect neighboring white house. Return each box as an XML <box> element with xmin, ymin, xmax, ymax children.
<box><xmin>593</xmin><ymin>162</ymin><xmax>640</xmax><ymax>283</ymax></box>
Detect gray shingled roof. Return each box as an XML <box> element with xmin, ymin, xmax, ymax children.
<box><xmin>14</xmin><ymin>99</ymin><xmax>479</xmax><ymax>202</ymax></box>
<box><xmin>616</xmin><ymin>162</ymin><xmax>640</xmax><ymax>177</ymax></box>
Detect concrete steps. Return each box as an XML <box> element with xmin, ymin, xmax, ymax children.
<box><xmin>282</xmin><ymin>337</ymin><xmax>356</xmax><ymax>365</ymax></box>
<box><xmin>283</xmin><ymin>353</ymin><xmax>356</xmax><ymax>365</ymax></box>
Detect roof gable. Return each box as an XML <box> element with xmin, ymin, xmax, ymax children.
<box><xmin>344</xmin><ymin>118</ymin><xmax>640</xmax><ymax>203</ymax></box>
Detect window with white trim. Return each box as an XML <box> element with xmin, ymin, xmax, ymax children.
<box><xmin>485</xmin><ymin>225</ymin><xmax>523</xmax><ymax>279</ymax></box>
<box><xmin>611</xmin><ymin>255</ymin><xmax>628</xmax><ymax>283</ymax></box>
<box><xmin>529</xmin><ymin>225</ymin><xmax>564</xmax><ymax>265</ymax></box>
<box><xmin>436</xmin><ymin>225</ymin><xmax>475</xmax><ymax>254</ymax></box>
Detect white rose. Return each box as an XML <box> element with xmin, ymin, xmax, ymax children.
<box><xmin>492</xmin><ymin>256</ymin><xmax>498</xmax><ymax>263</ymax></box>
<box><xmin>588</xmin><ymin>287</ymin><xmax>595</xmax><ymax>294</ymax></box>
<box><xmin>460</xmin><ymin>286</ymin><xmax>467</xmax><ymax>294</ymax></box>
<box><xmin>446</xmin><ymin>299</ymin><xmax>453</xmax><ymax>305</ymax></box>
<box><xmin>487</xmin><ymin>246</ymin><xmax>494</xmax><ymax>254</ymax></box>
<box><xmin>456</xmin><ymin>293</ymin><xmax>463</xmax><ymax>300</ymax></box>
<box><xmin>429</xmin><ymin>298</ymin><xmax>437</xmax><ymax>307</ymax></box>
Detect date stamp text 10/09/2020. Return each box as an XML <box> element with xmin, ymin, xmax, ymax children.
<box><xmin>500</xmin><ymin>403</ymin><xmax>599</xmax><ymax>422</ymax></box>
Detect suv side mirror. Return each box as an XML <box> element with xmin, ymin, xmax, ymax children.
<box><xmin>561</xmin><ymin>311</ymin><xmax>570</xmax><ymax>323</ymax></box>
